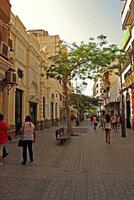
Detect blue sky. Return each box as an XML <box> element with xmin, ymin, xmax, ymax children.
<box><xmin>10</xmin><ymin>0</ymin><xmax>124</xmax><ymax>95</ymax></box>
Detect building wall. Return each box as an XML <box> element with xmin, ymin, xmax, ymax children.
<box><xmin>1</xmin><ymin>1</ymin><xmax>73</xmax><ymax>131</ymax></box>
<box><xmin>9</xmin><ymin>14</ymin><xmax>45</xmax><ymax>133</ymax></box>
<box><xmin>27</xmin><ymin>30</ymin><xmax>68</xmax><ymax>127</ymax></box>
<box><xmin>0</xmin><ymin>0</ymin><xmax>13</xmax><ymax>120</ymax></box>
<box><xmin>121</xmin><ymin>0</ymin><xmax>134</xmax><ymax>129</ymax></box>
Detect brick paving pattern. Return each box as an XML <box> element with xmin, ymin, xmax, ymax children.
<box><xmin>0</xmin><ymin>121</ymin><xmax>134</xmax><ymax>199</ymax></box>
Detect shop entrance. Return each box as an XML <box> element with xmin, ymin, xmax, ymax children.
<box><xmin>126</xmin><ymin>92</ymin><xmax>131</xmax><ymax>128</ymax></box>
<box><xmin>51</xmin><ymin>102</ymin><xmax>54</xmax><ymax>126</ymax></box>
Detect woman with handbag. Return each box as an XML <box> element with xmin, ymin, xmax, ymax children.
<box><xmin>20</xmin><ymin>115</ymin><xmax>36</xmax><ymax>165</ymax></box>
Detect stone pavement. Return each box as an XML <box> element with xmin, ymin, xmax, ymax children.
<box><xmin>1</xmin><ymin>121</ymin><xmax>134</xmax><ymax>199</ymax></box>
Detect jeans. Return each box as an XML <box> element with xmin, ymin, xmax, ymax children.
<box><xmin>0</xmin><ymin>144</ymin><xmax>4</xmax><ymax>160</ymax></box>
<box><xmin>22</xmin><ymin>140</ymin><xmax>33</xmax><ymax>163</ymax></box>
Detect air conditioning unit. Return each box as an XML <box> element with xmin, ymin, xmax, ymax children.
<box><xmin>6</xmin><ymin>70</ymin><xmax>16</xmax><ymax>84</ymax></box>
<box><xmin>0</xmin><ymin>42</ymin><xmax>9</xmax><ymax>58</ymax></box>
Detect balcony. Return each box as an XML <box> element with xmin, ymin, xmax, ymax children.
<box><xmin>0</xmin><ymin>0</ymin><xmax>11</xmax><ymax>24</ymax></box>
<box><xmin>123</xmin><ymin>71</ymin><xmax>134</xmax><ymax>88</ymax></box>
<box><xmin>121</xmin><ymin>0</ymin><xmax>132</xmax><ymax>29</ymax></box>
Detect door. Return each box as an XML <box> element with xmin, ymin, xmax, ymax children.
<box><xmin>126</xmin><ymin>92</ymin><xmax>131</xmax><ymax>128</ymax></box>
<box><xmin>15</xmin><ymin>89</ymin><xmax>22</xmax><ymax>135</ymax></box>
<box><xmin>51</xmin><ymin>102</ymin><xmax>54</xmax><ymax>126</ymax></box>
<box><xmin>43</xmin><ymin>97</ymin><xmax>46</xmax><ymax>123</ymax></box>
<box><xmin>126</xmin><ymin>100</ymin><xmax>131</xmax><ymax>128</ymax></box>
<box><xmin>29</xmin><ymin>102</ymin><xmax>37</xmax><ymax>127</ymax></box>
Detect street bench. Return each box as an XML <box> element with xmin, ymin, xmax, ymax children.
<box><xmin>55</xmin><ymin>128</ymin><xmax>68</xmax><ymax>145</ymax></box>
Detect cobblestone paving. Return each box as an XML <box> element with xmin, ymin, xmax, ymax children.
<box><xmin>1</xmin><ymin>122</ymin><xmax>134</xmax><ymax>199</ymax></box>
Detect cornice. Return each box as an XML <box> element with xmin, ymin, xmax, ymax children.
<box><xmin>14</xmin><ymin>58</ymin><xmax>27</xmax><ymax>68</ymax></box>
<box><xmin>10</xmin><ymin>24</ymin><xmax>30</xmax><ymax>48</ymax></box>
<box><xmin>11</xmin><ymin>24</ymin><xmax>41</xmax><ymax>58</ymax></box>
<box><xmin>29</xmin><ymin>44</ymin><xmax>40</xmax><ymax>58</ymax></box>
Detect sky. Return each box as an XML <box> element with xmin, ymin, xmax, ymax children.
<box><xmin>10</xmin><ymin>0</ymin><xmax>124</xmax><ymax>96</ymax></box>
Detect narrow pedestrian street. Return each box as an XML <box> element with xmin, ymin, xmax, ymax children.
<box><xmin>0</xmin><ymin>121</ymin><xmax>134</xmax><ymax>200</ymax></box>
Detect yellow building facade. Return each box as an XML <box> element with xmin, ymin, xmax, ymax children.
<box><xmin>27</xmin><ymin>30</ymin><xmax>67</xmax><ymax>127</ymax></box>
<box><xmin>0</xmin><ymin>0</ymin><xmax>16</xmax><ymax>123</ymax></box>
<box><xmin>5</xmin><ymin>14</ymin><xmax>68</xmax><ymax>134</ymax></box>
<box><xmin>9</xmin><ymin>14</ymin><xmax>44</xmax><ymax>133</ymax></box>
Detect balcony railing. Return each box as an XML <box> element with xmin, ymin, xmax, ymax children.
<box><xmin>124</xmin><ymin>66</ymin><xmax>132</xmax><ymax>80</ymax></box>
<box><xmin>121</xmin><ymin>0</ymin><xmax>132</xmax><ymax>29</ymax></box>
<box><xmin>123</xmin><ymin>71</ymin><xmax>134</xmax><ymax>88</ymax></box>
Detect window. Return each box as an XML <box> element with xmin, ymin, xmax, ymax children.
<box><xmin>17</xmin><ymin>68</ymin><xmax>24</xmax><ymax>79</ymax></box>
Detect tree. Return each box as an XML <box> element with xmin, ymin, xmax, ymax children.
<box><xmin>46</xmin><ymin>35</ymin><xmax>124</xmax><ymax>135</ymax></box>
<box><xmin>69</xmin><ymin>93</ymin><xmax>102</xmax><ymax>121</ymax></box>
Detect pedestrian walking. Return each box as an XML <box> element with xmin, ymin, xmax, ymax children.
<box><xmin>89</xmin><ymin>115</ymin><xmax>94</xmax><ymax>126</ymax></box>
<box><xmin>20</xmin><ymin>115</ymin><xmax>36</xmax><ymax>165</ymax></box>
<box><xmin>111</xmin><ymin>115</ymin><xmax>117</xmax><ymax>132</ymax></box>
<box><xmin>2</xmin><ymin>145</ymin><xmax>9</xmax><ymax>158</ymax></box>
<box><xmin>75</xmin><ymin>117</ymin><xmax>80</xmax><ymax>126</ymax></box>
<box><xmin>0</xmin><ymin>113</ymin><xmax>9</xmax><ymax>165</ymax></box>
<box><xmin>93</xmin><ymin>115</ymin><xmax>98</xmax><ymax>130</ymax></box>
<box><xmin>117</xmin><ymin>115</ymin><xmax>121</xmax><ymax>131</ymax></box>
<box><xmin>105</xmin><ymin>114</ymin><xmax>112</xmax><ymax>144</ymax></box>
<box><xmin>99</xmin><ymin>116</ymin><xmax>105</xmax><ymax>130</ymax></box>
<box><xmin>2</xmin><ymin>134</ymin><xmax>12</xmax><ymax>158</ymax></box>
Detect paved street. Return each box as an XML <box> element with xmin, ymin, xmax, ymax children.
<box><xmin>1</xmin><ymin>121</ymin><xmax>134</xmax><ymax>200</ymax></box>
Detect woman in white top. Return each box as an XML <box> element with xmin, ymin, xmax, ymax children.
<box><xmin>105</xmin><ymin>114</ymin><xmax>111</xmax><ymax>144</ymax></box>
<box><xmin>20</xmin><ymin>115</ymin><xmax>36</xmax><ymax>165</ymax></box>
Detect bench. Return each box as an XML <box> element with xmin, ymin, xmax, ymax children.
<box><xmin>55</xmin><ymin>128</ymin><xmax>68</xmax><ymax>144</ymax></box>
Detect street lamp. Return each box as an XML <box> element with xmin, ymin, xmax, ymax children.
<box><xmin>110</xmin><ymin>61</ymin><xmax>126</xmax><ymax>137</ymax></box>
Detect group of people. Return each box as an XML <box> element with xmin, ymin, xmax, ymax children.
<box><xmin>0</xmin><ymin>113</ymin><xmax>36</xmax><ymax>166</ymax></box>
<box><xmin>105</xmin><ymin>114</ymin><xmax>121</xmax><ymax>144</ymax></box>
<box><xmin>88</xmin><ymin>113</ymin><xmax>121</xmax><ymax>144</ymax></box>
<box><xmin>0</xmin><ymin>110</ymin><xmax>122</xmax><ymax>166</ymax></box>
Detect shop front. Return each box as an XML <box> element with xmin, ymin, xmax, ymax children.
<box><xmin>131</xmin><ymin>88</ymin><xmax>134</xmax><ymax>129</ymax></box>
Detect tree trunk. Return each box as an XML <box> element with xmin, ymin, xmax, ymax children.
<box><xmin>63</xmin><ymin>79</ymin><xmax>74</xmax><ymax>136</ymax></box>
<box><xmin>80</xmin><ymin>110</ymin><xmax>82</xmax><ymax>122</ymax></box>
<box><xmin>80</xmin><ymin>109</ymin><xmax>84</xmax><ymax>121</ymax></box>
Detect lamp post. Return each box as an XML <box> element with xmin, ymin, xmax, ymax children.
<box><xmin>110</xmin><ymin>61</ymin><xmax>126</xmax><ymax>137</ymax></box>
<box><xmin>119</xmin><ymin>62</ymin><xmax>126</xmax><ymax>137</ymax></box>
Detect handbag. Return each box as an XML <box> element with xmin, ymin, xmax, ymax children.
<box><xmin>18</xmin><ymin>125</ymin><xmax>25</xmax><ymax>147</ymax></box>
<box><xmin>18</xmin><ymin>129</ymin><xmax>24</xmax><ymax>147</ymax></box>
<box><xmin>18</xmin><ymin>138</ymin><xmax>24</xmax><ymax>147</ymax></box>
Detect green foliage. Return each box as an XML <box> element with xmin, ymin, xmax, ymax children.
<box><xmin>46</xmin><ymin>35</ymin><xmax>125</xmax><ymax>81</ymax></box>
<box><xmin>69</xmin><ymin>93</ymin><xmax>102</xmax><ymax>113</ymax></box>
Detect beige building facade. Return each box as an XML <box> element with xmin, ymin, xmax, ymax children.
<box><xmin>5</xmin><ymin>14</ymin><xmax>68</xmax><ymax>134</ymax></box>
<box><xmin>0</xmin><ymin>0</ymin><xmax>16</xmax><ymax>123</ymax></box>
<box><xmin>93</xmin><ymin>71</ymin><xmax>120</xmax><ymax>116</ymax></box>
<box><xmin>9</xmin><ymin>14</ymin><xmax>44</xmax><ymax>133</ymax></box>
<box><xmin>27</xmin><ymin>30</ymin><xmax>67</xmax><ymax>127</ymax></box>
<box><xmin>1</xmin><ymin>0</ymin><xmax>72</xmax><ymax>134</ymax></box>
